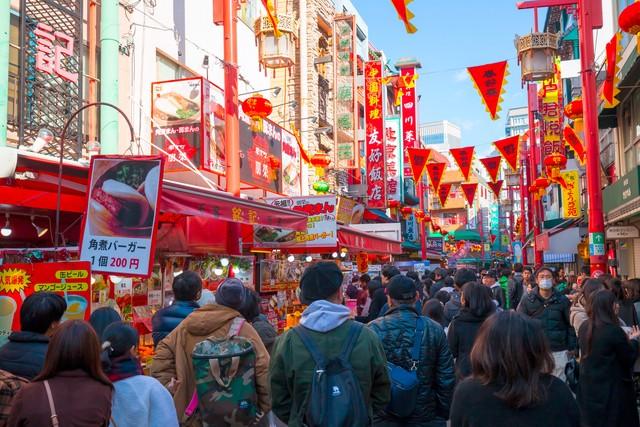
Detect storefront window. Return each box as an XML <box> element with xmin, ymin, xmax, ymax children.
<box><xmin>156</xmin><ymin>52</ymin><xmax>195</xmax><ymax>81</ymax></box>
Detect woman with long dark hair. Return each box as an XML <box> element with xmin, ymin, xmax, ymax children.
<box><xmin>577</xmin><ymin>290</ymin><xmax>640</xmax><ymax>427</ymax></box>
<box><xmin>450</xmin><ymin>311</ymin><xmax>579</xmax><ymax>427</ymax></box>
<box><xmin>619</xmin><ymin>278</ymin><xmax>640</xmax><ymax>327</ymax></box>
<box><xmin>8</xmin><ymin>320</ymin><xmax>113</xmax><ymax>426</ymax></box>
<box><xmin>570</xmin><ymin>278</ymin><xmax>605</xmax><ymax>333</ymax></box>
<box><xmin>447</xmin><ymin>282</ymin><xmax>495</xmax><ymax>379</ymax></box>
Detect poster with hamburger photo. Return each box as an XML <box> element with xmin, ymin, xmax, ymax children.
<box><xmin>79</xmin><ymin>156</ymin><xmax>164</xmax><ymax>277</ymax></box>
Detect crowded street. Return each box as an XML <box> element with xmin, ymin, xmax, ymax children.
<box><xmin>0</xmin><ymin>0</ymin><xmax>639</xmax><ymax>426</ymax></box>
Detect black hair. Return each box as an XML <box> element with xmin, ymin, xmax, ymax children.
<box><xmin>462</xmin><ymin>281</ymin><xmax>495</xmax><ymax>318</ymax></box>
<box><xmin>359</xmin><ymin>273</ymin><xmax>371</xmax><ymax>284</ymax></box>
<box><xmin>500</xmin><ymin>268</ymin><xmax>512</xmax><ymax>278</ymax></box>
<box><xmin>454</xmin><ymin>268</ymin><xmax>477</xmax><ymax>288</ymax></box>
<box><xmin>172</xmin><ymin>270</ymin><xmax>203</xmax><ymax>301</ymax></box>
<box><xmin>101</xmin><ymin>321</ymin><xmax>138</xmax><ymax>358</ymax></box>
<box><xmin>406</xmin><ymin>271</ymin><xmax>420</xmax><ymax>282</ymax></box>
<box><xmin>20</xmin><ymin>292</ymin><xmax>67</xmax><ymax>334</ymax></box>
<box><xmin>434</xmin><ymin>290</ymin><xmax>451</xmax><ymax>304</ymax></box>
<box><xmin>89</xmin><ymin>307</ymin><xmax>122</xmax><ymax>340</ymax></box>
<box><xmin>581</xmin><ymin>265</ymin><xmax>590</xmax><ymax>275</ymax></box>
<box><xmin>381</xmin><ymin>264</ymin><xmax>401</xmax><ymax>280</ymax></box>
<box><xmin>523</xmin><ymin>266</ymin><xmax>533</xmax><ymax>274</ymax></box>
<box><xmin>444</xmin><ymin>276</ymin><xmax>454</xmax><ymax>287</ymax></box>
<box><xmin>513</xmin><ymin>263</ymin><xmax>524</xmax><ymax>273</ymax></box>
<box><xmin>423</xmin><ymin>299</ymin><xmax>446</xmax><ymax>327</ymax></box>
<box><xmin>239</xmin><ymin>290</ymin><xmax>262</xmax><ymax>322</ymax></box>
<box><xmin>583</xmin><ymin>290</ymin><xmax>619</xmax><ymax>358</ymax></box>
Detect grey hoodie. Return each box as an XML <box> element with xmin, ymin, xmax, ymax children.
<box><xmin>299</xmin><ymin>300</ymin><xmax>351</xmax><ymax>332</ymax></box>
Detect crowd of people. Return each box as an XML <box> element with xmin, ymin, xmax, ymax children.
<box><xmin>0</xmin><ymin>262</ymin><xmax>638</xmax><ymax>426</ymax></box>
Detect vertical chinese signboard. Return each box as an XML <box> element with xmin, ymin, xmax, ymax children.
<box><xmin>385</xmin><ymin>116</ymin><xmax>402</xmax><ymax>201</ymax></box>
<box><xmin>18</xmin><ymin>0</ymin><xmax>83</xmax><ymax>160</ymax></box>
<box><xmin>561</xmin><ymin>170</ymin><xmax>581</xmax><ymax>219</ymax></box>
<box><xmin>333</xmin><ymin>15</ymin><xmax>358</xmax><ymax>169</ymax></box>
<box><xmin>80</xmin><ymin>156</ymin><xmax>164</xmax><ymax>277</ymax></box>
<box><xmin>365</xmin><ymin>61</ymin><xmax>386</xmax><ymax>208</ymax></box>
<box><xmin>399</xmin><ymin>66</ymin><xmax>419</xmax><ymax>178</ymax></box>
<box><xmin>0</xmin><ymin>261</ymin><xmax>91</xmax><ymax>341</ymax></box>
<box><xmin>540</xmin><ymin>62</ymin><xmax>564</xmax><ymax>159</ymax></box>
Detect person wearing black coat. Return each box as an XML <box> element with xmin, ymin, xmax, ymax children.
<box><xmin>369</xmin><ymin>276</ymin><xmax>455</xmax><ymax>426</ymax></box>
<box><xmin>447</xmin><ymin>282</ymin><xmax>494</xmax><ymax>379</ymax></box>
<box><xmin>577</xmin><ymin>290</ymin><xmax>640</xmax><ymax>427</ymax></box>
<box><xmin>151</xmin><ymin>271</ymin><xmax>201</xmax><ymax>346</ymax></box>
<box><xmin>0</xmin><ymin>292</ymin><xmax>66</xmax><ymax>380</ymax></box>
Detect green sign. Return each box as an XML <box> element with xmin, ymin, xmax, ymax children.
<box><xmin>603</xmin><ymin>166</ymin><xmax>640</xmax><ymax>213</ymax></box>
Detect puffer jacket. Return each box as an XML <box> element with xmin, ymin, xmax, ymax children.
<box><xmin>447</xmin><ymin>309</ymin><xmax>491</xmax><ymax>379</ymax></box>
<box><xmin>368</xmin><ymin>305</ymin><xmax>455</xmax><ymax>423</ymax></box>
<box><xmin>517</xmin><ymin>288</ymin><xmax>577</xmax><ymax>352</ymax></box>
<box><xmin>151</xmin><ymin>300</ymin><xmax>199</xmax><ymax>346</ymax></box>
<box><xmin>0</xmin><ymin>331</ymin><xmax>49</xmax><ymax>380</ymax></box>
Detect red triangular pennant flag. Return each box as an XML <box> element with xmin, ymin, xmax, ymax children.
<box><xmin>488</xmin><ymin>180</ymin><xmax>504</xmax><ymax>198</ymax></box>
<box><xmin>406</xmin><ymin>148</ymin><xmax>431</xmax><ymax>182</ymax></box>
<box><xmin>467</xmin><ymin>61</ymin><xmax>509</xmax><ymax>120</ymax></box>
<box><xmin>390</xmin><ymin>0</ymin><xmax>418</xmax><ymax>33</ymax></box>
<box><xmin>493</xmin><ymin>135</ymin><xmax>520</xmax><ymax>172</ymax></box>
<box><xmin>450</xmin><ymin>146</ymin><xmax>475</xmax><ymax>181</ymax></box>
<box><xmin>480</xmin><ymin>156</ymin><xmax>502</xmax><ymax>183</ymax></box>
<box><xmin>490</xmin><ymin>234</ymin><xmax>497</xmax><ymax>244</ymax></box>
<box><xmin>426</xmin><ymin>162</ymin><xmax>447</xmax><ymax>192</ymax></box>
<box><xmin>437</xmin><ymin>182</ymin><xmax>452</xmax><ymax>207</ymax></box>
<box><xmin>461</xmin><ymin>183</ymin><xmax>478</xmax><ymax>206</ymax></box>
<box><xmin>563</xmin><ymin>125</ymin><xmax>586</xmax><ymax>165</ymax></box>
<box><xmin>602</xmin><ymin>33</ymin><xmax>621</xmax><ymax>108</ymax></box>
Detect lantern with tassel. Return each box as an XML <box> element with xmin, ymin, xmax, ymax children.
<box><xmin>564</xmin><ymin>98</ymin><xmax>583</xmax><ymax>133</ymax></box>
<box><xmin>531</xmin><ymin>177</ymin><xmax>551</xmax><ymax>199</ymax></box>
<box><xmin>619</xmin><ymin>1</ymin><xmax>640</xmax><ymax>53</ymax></box>
<box><xmin>543</xmin><ymin>152</ymin><xmax>567</xmax><ymax>178</ymax></box>
<box><xmin>414</xmin><ymin>209</ymin><xmax>426</xmax><ymax>223</ymax></box>
<box><xmin>310</xmin><ymin>152</ymin><xmax>332</xmax><ymax>177</ymax></box>
<box><xmin>400</xmin><ymin>206</ymin><xmax>413</xmax><ymax>220</ymax></box>
<box><xmin>241</xmin><ymin>94</ymin><xmax>272</xmax><ymax>132</ymax></box>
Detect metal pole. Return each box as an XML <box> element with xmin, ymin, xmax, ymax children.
<box><xmin>578</xmin><ymin>0</ymin><xmax>606</xmax><ymax>275</ymax></box>
<box><xmin>527</xmin><ymin>83</ymin><xmax>543</xmax><ymax>267</ymax></box>
<box><xmin>419</xmin><ymin>180</ymin><xmax>426</xmax><ymax>260</ymax></box>
<box><xmin>100</xmin><ymin>0</ymin><xmax>120</xmax><ymax>154</ymax></box>
<box><xmin>54</xmin><ymin>102</ymin><xmax>135</xmax><ymax>249</ymax></box>
<box><xmin>0</xmin><ymin>0</ymin><xmax>9</xmax><ymax>147</ymax></box>
<box><xmin>223</xmin><ymin>0</ymin><xmax>241</xmax><ymax>255</ymax></box>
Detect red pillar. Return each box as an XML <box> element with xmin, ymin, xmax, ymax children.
<box><xmin>519</xmin><ymin>136</ymin><xmax>528</xmax><ymax>265</ymax></box>
<box><xmin>527</xmin><ymin>84</ymin><xmax>543</xmax><ymax>267</ymax></box>
<box><xmin>419</xmin><ymin>180</ymin><xmax>427</xmax><ymax>260</ymax></box>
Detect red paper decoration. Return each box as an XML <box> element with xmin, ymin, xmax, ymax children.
<box><xmin>406</xmin><ymin>148</ymin><xmax>431</xmax><ymax>182</ymax></box>
<box><xmin>563</xmin><ymin>126</ymin><xmax>586</xmax><ymax>165</ymax></box>
<box><xmin>390</xmin><ymin>0</ymin><xmax>417</xmax><ymax>34</ymax></box>
<box><xmin>461</xmin><ymin>183</ymin><xmax>478</xmax><ymax>206</ymax></box>
<box><xmin>400</xmin><ymin>206</ymin><xmax>413</xmax><ymax>219</ymax></box>
<box><xmin>493</xmin><ymin>135</ymin><xmax>520</xmax><ymax>172</ymax></box>
<box><xmin>450</xmin><ymin>146</ymin><xmax>475</xmax><ymax>181</ymax></box>
<box><xmin>602</xmin><ymin>33</ymin><xmax>622</xmax><ymax>108</ymax></box>
<box><xmin>480</xmin><ymin>156</ymin><xmax>502</xmax><ymax>183</ymax></box>
<box><xmin>467</xmin><ymin>61</ymin><xmax>509</xmax><ymax>120</ymax></box>
<box><xmin>437</xmin><ymin>182</ymin><xmax>453</xmax><ymax>207</ymax></box>
<box><xmin>619</xmin><ymin>1</ymin><xmax>640</xmax><ymax>53</ymax></box>
<box><xmin>488</xmin><ymin>180</ymin><xmax>504</xmax><ymax>198</ymax></box>
<box><xmin>426</xmin><ymin>162</ymin><xmax>447</xmax><ymax>193</ymax></box>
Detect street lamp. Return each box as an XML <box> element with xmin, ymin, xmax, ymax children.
<box><xmin>54</xmin><ymin>102</ymin><xmax>135</xmax><ymax>249</ymax></box>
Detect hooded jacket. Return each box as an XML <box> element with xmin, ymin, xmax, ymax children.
<box><xmin>270</xmin><ymin>300</ymin><xmax>390</xmax><ymax>426</ymax></box>
<box><xmin>447</xmin><ymin>308</ymin><xmax>491</xmax><ymax>379</ymax></box>
<box><xmin>0</xmin><ymin>331</ymin><xmax>49</xmax><ymax>380</ymax></box>
<box><xmin>150</xmin><ymin>304</ymin><xmax>270</xmax><ymax>426</ymax></box>
<box><xmin>368</xmin><ymin>305</ymin><xmax>455</xmax><ymax>423</ymax></box>
<box><xmin>151</xmin><ymin>300</ymin><xmax>200</xmax><ymax>346</ymax></box>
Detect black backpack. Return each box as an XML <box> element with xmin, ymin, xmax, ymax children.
<box><xmin>294</xmin><ymin>322</ymin><xmax>369</xmax><ymax>427</ymax></box>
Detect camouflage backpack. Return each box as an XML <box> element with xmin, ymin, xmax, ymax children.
<box><xmin>191</xmin><ymin>317</ymin><xmax>259</xmax><ymax>427</ymax></box>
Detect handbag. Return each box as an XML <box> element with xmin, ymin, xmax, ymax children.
<box><xmin>44</xmin><ymin>380</ymin><xmax>59</xmax><ymax>427</ymax></box>
<box><xmin>385</xmin><ymin>317</ymin><xmax>425</xmax><ymax>419</ymax></box>
<box><xmin>564</xmin><ymin>356</ymin><xmax>579</xmax><ymax>393</ymax></box>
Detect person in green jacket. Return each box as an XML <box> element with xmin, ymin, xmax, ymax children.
<box><xmin>498</xmin><ymin>268</ymin><xmax>512</xmax><ymax>310</ymax></box>
<box><xmin>269</xmin><ymin>262</ymin><xmax>391</xmax><ymax>426</ymax></box>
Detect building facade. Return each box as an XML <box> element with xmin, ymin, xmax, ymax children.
<box><xmin>505</xmin><ymin>106</ymin><xmax>528</xmax><ymax>137</ymax></box>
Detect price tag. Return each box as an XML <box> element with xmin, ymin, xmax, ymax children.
<box><xmin>116</xmin><ymin>278</ymin><xmax>133</xmax><ymax>293</ymax></box>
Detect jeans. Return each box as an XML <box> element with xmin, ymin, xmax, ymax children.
<box><xmin>552</xmin><ymin>350</ymin><xmax>568</xmax><ymax>382</ymax></box>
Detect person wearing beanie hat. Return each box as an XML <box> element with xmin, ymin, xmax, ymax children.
<box><xmin>270</xmin><ymin>262</ymin><xmax>391</xmax><ymax>425</ymax></box>
<box><xmin>215</xmin><ymin>277</ymin><xmax>250</xmax><ymax>311</ymax></box>
<box><xmin>103</xmin><ymin>322</ymin><xmax>179</xmax><ymax>427</ymax></box>
<box><xmin>368</xmin><ymin>275</ymin><xmax>455</xmax><ymax>425</ymax></box>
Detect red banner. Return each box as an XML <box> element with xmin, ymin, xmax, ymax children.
<box><xmin>437</xmin><ymin>182</ymin><xmax>452</xmax><ymax>208</ymax></box>
<box><xmin>390</xmin><ymin>0</ymin><xmax>417</xmax><ymax>33</ymax></box>
<box><xmin>461</xmin><ymin>183</ymin><xmax>478</xmax><ymax>206</ymax></box>
<box><xmin>0</xmin><ymin>261</ymin><xmax>92</xmax><ymax>336</ymax></box>
<box><xmin>400</xmin><ymin>66</ymin><xmax>419</xmax><ymax>178</ymax></box>
<box><xmin>365</xmin><ymin>61</ymin><xmax>386</xmax><ymax>208</ymax></box>
<box><xmin>467</xmin><ymin>61</ymin><xmax>509</xmax><ymax>120</ymax></box>
<box><xmin>494</xmin><ymin>135</ymin><xmax>520</xmax><ymax>172</ymax></box>
<box><xmin>406</xmin><ymin>148</ymin><xmax>431</xmax><ymax>183</ymax></box>
<box><xmin>450</xmin><ymin>146</ymin><xmax>475</xmax><ymax>181</ymax></box>
<box><xmin>426</xmin><ymin>162</ymin><xmax>446</xmax><ymax>193</ymax></box>
<box><xmin>540</xmin><ymin>62</ymin><xmax>564</xmax><ymax>159</ymax></box>
<box><xmin>602</xmin><ymin>33</ymin><xmax>621</xmax><ymax>108</ymax></box>
<box><xmin>563</xmin><ymin>125</ymin><xmax>586</xmax><ymax>165</ymax></box>
<box><xmin>488</xmin><ymin>180</ymin><xmax>504</xmax><ymax>198</ymax></box>
<box><xmin>480</xmin><ymin>156</ymin><xmax>502</xmax><ymax>183</ymax></box>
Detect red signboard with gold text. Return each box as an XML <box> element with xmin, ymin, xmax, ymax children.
<box><xmin>365</xmin><ymin>61</ymin><xmax>386</xmax><ymax>208</ymax></box>
<box><xmin>0</xmin><ymin>261</ymin><xmax>91</xmax><ymax>339</ymax></box>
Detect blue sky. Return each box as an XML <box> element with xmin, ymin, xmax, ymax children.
<box><xmin>352</xmin><ymin>0</ymin><xmax>538</xmax><ymax>156</ymax></box>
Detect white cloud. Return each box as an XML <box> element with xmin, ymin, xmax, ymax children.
<box><xmin>454</xmin><ymin>69</ymin><xmax>468</xmax><ymax>82</ymax></box>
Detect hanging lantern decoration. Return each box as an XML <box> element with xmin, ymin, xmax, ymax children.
<box><xmin>400</xmin><ymin>206</ymin><xmax>413</xmax><ymax>220</ymax></box>
<box><xmin>254</xmin><ymin>10</ymin><xmax>298</xmax><ymax>72</ymax></box>
<box><xmin>515</xmin><ymin>32</ymin><xmax>560</xmax><ymax>82</ymax></box>
<box><xmin>543</xmin><ymin>152</ymin><xmax>567</xmax><ymax>178</ymax></box>
<box><xmin>414</xmin><ymin>209</ymin><xmax>426</xmax><ymax>223</ymax></box>
<box><xmin>310</xmin><ymin>152</ymin><xmax>332</xmax><ymax>177</ymax></box>
<box><xmin>619</xmin><ymin>1</ymin><xmax>640</xmax><ymax>54</ymax></box>
<box><xmin>531</xmin><ymin>177</ymin><xmax>551</xmax><ymax>200</ymax></box>
<box><xmin>388</xmin><ymin>199</ymin><xmax>401</xmax><ymax>209</ymax></box>
<box><xmin>564</xmin><ymin>98</ymin><xmax>584</xmax><ymax>133</ymax></box>
<box><xmin>423</xmin><ymin>214</ymin><xmax>432</xmax><ymax>223</ymax></box>
<box><xmin>241</xmin><ymin>94</ymin><xmax>272</xmax><ymax>132</ymax></box>
<box><xmin>312</xmin><ymin>180</ymin><xmax>330</xmax><ymax>194</ymax></box>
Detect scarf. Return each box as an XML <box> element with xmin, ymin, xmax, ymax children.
<box><xmin>106</xmin><ymin>354</ymin><xmax>143</xmax><ymax>383</ymax></box>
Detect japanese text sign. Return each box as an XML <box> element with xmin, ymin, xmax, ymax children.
<box><xmin>365</xmin><ymin>61</ymin><xmax>386</xmax><ymax>208</ymax></box>
<box><xmin>494</xmin><ymin>135</ymin><xmax>520</xmax><ymax>172</ymax></box>
<box><xmin>540</xmin><ymin>61</ymin><xmax>564</xmax><ymax>158</ymax></box>
<box><xmin>0</xmin><ymin>262</ymin><xmax>91</xmax><ymax>339</ymax></box>
<box><xmin>400</xmin><ymin>66</ymin><xmax>419</xmax><ymax>178</ymax></box>
<box><xmin>239</xmin><ymin>111</ymin><xmax>283</xmax><ymax>193</ymax></box>
<box><xmin>385</xmin><ymin>117</ymin><xmax>402</xmax><ymax>201</ymax></box>
<box><xmin>33</xmin><ymin>22</ymin><xmax>78</xmax><ymax>83</ymax></box>
<box><xmin>437</xmin><ymin>182</ymin><xmax>452</xmax><ymax>207</ymax></box>
<box><xmin>450</xmin><ymin>146</ymin><xmax>475</xmax><ymax>181</ymax></box>
<box><xmin>80</xmin><ymin>156</ymin><xmax>164</xmax><ymax>277</ymax></box>
<box><xmin>467</xmin><ymin>61</ymin><xmax>508</xmax><ymax>120</ymax></box>
<box><xmin>561</xmin><ymin>170</ymin><xmax>581</xmax><ymax>219</ymax></box>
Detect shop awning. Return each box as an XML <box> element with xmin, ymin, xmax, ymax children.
<box><xmin>363</xmin><ymin>209</ymin><xmax>394</xmax><ymax>223</ymax></box>
<box><xmin>160</xmin><ymin>180</ymin><xmax>308</xmax><ymax>231</ymax></box>
<box><xmin>338</xmin><ymin>225</ymin><xmax>402</xmax><ymax>255</ymax></box>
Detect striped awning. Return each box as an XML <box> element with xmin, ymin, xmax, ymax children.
<box><xmin>543</xmin><ymin>253</ymin><xmax>576</xmax><ymax>263</ymax></box>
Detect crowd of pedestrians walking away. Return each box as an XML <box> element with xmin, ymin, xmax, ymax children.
<box><xmin>0</xmin><ymin>262</ymin><xmax>639</xmax><ymax>426</ymax></box>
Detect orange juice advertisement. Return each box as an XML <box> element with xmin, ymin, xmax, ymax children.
<box><xmin>0</xmin><ymin>262</ymin><xmax>91</xmax><ymax>338</ymax></box>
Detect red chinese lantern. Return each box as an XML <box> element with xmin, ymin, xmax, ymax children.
<box><xmin>268</xmin><ymin>154</ymin><xmax>281</xmax><ymax>181</ymax></box>
<box><xmin>241</xmin><ymin>94</ymin><xmax>272</xmax><ymax>131</ymax></box>
<box><xmin>400</xmin><ymin>206</ymin><xmax>413</xmax><ymax>219</ymax></box>
<box><xmin>531</xmin><ymin>177</ymin><xmax>551</xmax><ymax>199</ymax></box>
<box><xmin>423</xmin><ymin>214</ymin><xmax>432</xmax><ymax>223</ymax></box>
<box><xmin>543</xmin><ymin>152</ymin><xmax>567</xmax><ymax>178</ymax></box>
<box><xmin>310</xmin><ymin>152</ymin><xmax>332</xmax><ymax>178</ymax></box>
<box><xmin>619</xmin><ymin>1</ymin><xmax>640</xmax><ymax>37</ymax></box>
<box><xmin>388</xmin><ymin>199</ymin><xmax>401</xmax><ymax>209</ymax></box>
<box><xmin>414</xmin><ymin>209</ymin><xmax>425</xmax><ymax>222</ymax></box>
<box><xmin>564</xmin><ymin>99</ymin><xmax>584</xmax><ymax>133</ymax></box>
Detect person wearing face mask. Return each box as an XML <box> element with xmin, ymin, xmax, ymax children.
<box><xmin>517</xmin><ymin>267</ymin><xmax>577</xmax><ymax>381</ymax></box>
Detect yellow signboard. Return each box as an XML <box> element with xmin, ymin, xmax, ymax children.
<box><xmin>561</xmin><ymin>170</ymin><xmax>581</xmax><ymax>218</ymax></box>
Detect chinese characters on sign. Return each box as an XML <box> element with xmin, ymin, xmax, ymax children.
<box><xmin>333</xmin><ymin>15</ymin><xmax>358</xmax><ymax>169</ymax></box>
<box><xmin>493</xmin><ymin>135</ymin><xmax>520</xmax><ymax>172</ymax></box>
<box><xmin>385</xmin><ymin>117</ymin><xmax>402</xmax><ymax>201</ymax></box>
<box><xmin>540</xmin><ymin>62</ymin><xmax>564</xmax><ymax>158</ymax></box>
<box><xmin>33</xmin><ymin>22</ymin><xmax>78</xmax><ymax>83</ymax></box>
<box><xmin>400</xmin><ymin>66</ymin><xmax>419</xmax><ymax>178</ymax></box>
<box><xmin>365</xmin><ymin>61</ymin><xmax>386</xmax><ymax>208</ymax></box>
<box><xmin>450</xmin><ymin>146</ymin><xmax>475</xmax><ymax>181</ymax></box>
<box><xmin>561</xmin><ymin>170</ymin><xmax>581</xmax><ymax>219</ymax></box>
<box><xmin>80</xmin><ymin>156</ymin><xmax>164</xmax><ymax>277</ymax></box>
<box><xmin>466</xmin><ymin>61</ymin><xmax>509</xmax><ymax>121</ymax></box>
